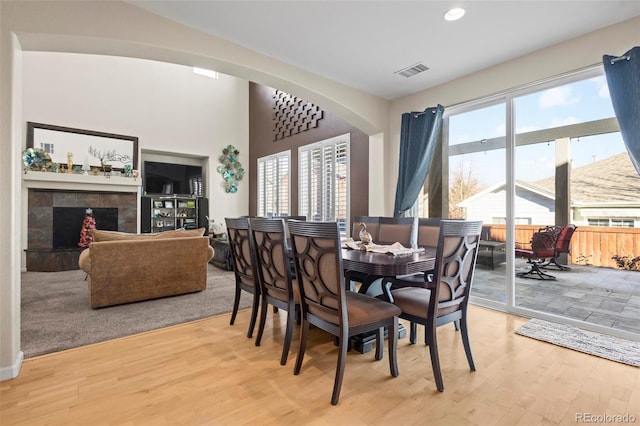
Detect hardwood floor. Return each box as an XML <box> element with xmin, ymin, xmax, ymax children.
<box><xmin>2</xmin><ymin>305</ymin><xmax>639</xmax><ymax>425</ymax></box>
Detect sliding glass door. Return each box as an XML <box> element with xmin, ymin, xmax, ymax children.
<box><xmin>440</xmin><ymin>66</ymin><xmax>639</xmax><ymax>339</ymax></box>
<box><xmin>512</xmin><ymin>71</ymin><xmax>636</xmax><ymax>336</ymax></box>
<box><xmin>446</xmin><ymin>101</ymin><xmax>507</xmax><ymax>306</ymax></box>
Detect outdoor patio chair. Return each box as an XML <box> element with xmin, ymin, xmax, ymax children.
<box><xmin>515</xmin><ymin>225</ymin><xmax>564</xmax><ymax>280</ymax></box>
<box><xmin>539</xmin><ymin>225</ymin><xmax>577</xmax><ymax>271</ymax></box>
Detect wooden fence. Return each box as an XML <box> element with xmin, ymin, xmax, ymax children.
<box><xmin>481</xmin><ymin>224</ymin><xmax>640</xmax><ymax>269</ymax></box>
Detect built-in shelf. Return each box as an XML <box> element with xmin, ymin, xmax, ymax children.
<box><xmin>22</xmin><ymin>170</ymin><xmax>142</xmax><ymax>193</ymax></box>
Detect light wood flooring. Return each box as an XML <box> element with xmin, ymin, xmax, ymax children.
<box><xmin>2</xmin><ymin>305</ymin><xmax>639</xmax><ymax>425</ymax></box>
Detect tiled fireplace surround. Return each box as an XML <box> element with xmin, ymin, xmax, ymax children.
<box><xmin>24</xmin><ymin>174</ymin><xmax>140</xmax><ymax>272</ymax></box>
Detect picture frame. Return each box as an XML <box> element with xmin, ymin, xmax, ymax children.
<box><xmin>26</xmin><ymin>122</ymin><xmax>138</xmax><ymax>171</ymax></box>
<box><xmin>153</xmin><ymin>201</ymin><xmax>163</xmax><ymax>208</ymax></box>
<box><xmin>164</xmin><ymin>201</ymin><xmax>174</xmax><ymax>209</ymax></box>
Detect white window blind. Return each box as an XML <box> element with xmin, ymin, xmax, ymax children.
<box><xmin>257</xmin><ymin>151</ymin><xmax>290</xmax><ymax>217</ymax></box>
<box><xmin>299</xmin><ymin>134</ymin><xmax>350</xmax><ymax>234</ymax></box>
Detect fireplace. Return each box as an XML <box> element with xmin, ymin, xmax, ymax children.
<box><xmin>52</xmin><ymin>207</ymin><xmax>118</xmax><ymax>249</ymax></box>
<box><xmin>26</xmin><ymin>189</ymin><xmax>137</xmax><ymax>271</ymax></box>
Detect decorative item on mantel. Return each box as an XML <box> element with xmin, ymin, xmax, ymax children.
<box><xmin>88</xmin><ymin>145</ymin><xmax>131</xmax><ymax>176</ymax></box>
<box><xmin>82</xmin><ymin>157</ymin><xmax>91</xmax><ymax>175</ymax></box>
<box><xmin>66</xmin><ymin>152</ymin><xmax>73</xmax><ymax>174</ymax></box>
<box><xmin>22</xmin><ymin>147</ymin><xmax>52</xmax><ymax>173</ymax></box>
<box><xmin>216</xmin><ymin>144</ymin><xmax>245</xmax><ymax>193</ymax></box>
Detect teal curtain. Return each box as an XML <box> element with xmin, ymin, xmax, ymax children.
<box><xmin>603</xmin><ymin>46</ymin><xmax>640</xmax><ymax>176</ymax></box>
<box><xmin>393</xmin><ymin>105</ymin><xmax>444</xmax><ymax>217</ymax></box>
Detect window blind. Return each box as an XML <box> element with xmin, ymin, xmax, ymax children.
<box><xmin>299</xmin><ymin>134</ymin><xmax>350</xmax><ymax>234</ymax></box>
<box><xmin>257</xmin><ymin>151</ymin><xmax>290</xmax><ymax>217</ymax></box>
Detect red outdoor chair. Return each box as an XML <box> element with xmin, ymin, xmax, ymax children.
<box><xmin>540</xmin><ymin>225</ymin><xmax>577</xmax><ymax>271</ymax></box>
<box><xmin>515</xmin><ymin>225</ymin><xmax>577</xmax><ymax>280</ymax></box>
<box><xmin>515</xmin><ymin>226</ymin><xmax>561</xmax><ymax>280</ymax></box>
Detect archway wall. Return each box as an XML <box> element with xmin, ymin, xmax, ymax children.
<box><xmin>0</xmin><ymin>0</ymin><xmax>390</xmax><ymax>378</ymax></box>
<box><xmin>9</xmin><ymin>0</ymin><xmax>389</xmax><ymax>136</ymax></box>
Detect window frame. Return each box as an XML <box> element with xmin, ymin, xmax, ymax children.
<box><xmin>257</xmin><ymin>150</ymin><xmax>291</xmax><ymax>218</ymax></box>
<box><xmin>298</xmin><ymin>133</ymin><xmax>350</xmax><ymax>234</ymax></box>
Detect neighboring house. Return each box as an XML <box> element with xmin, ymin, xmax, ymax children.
<box><xmin>459</xmin><ymin>153</ymin><xmax>640</xmax><ymax>227</ymax></box>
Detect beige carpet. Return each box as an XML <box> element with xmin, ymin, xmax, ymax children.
<box><xmin>21</xmin><ymin>264</ymin><xmax>250</xmax><ymax>358</ymax></box>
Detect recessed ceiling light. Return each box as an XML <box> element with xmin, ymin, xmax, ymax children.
<box><xmin>444</xmin><ymin>7</ymin><xmax>465</xmax><ymax>21</ymax></box>
<box><xmin>193</xmin><ymin>67</ymin><xmax>219</xmax><ymax>79</ymax></box>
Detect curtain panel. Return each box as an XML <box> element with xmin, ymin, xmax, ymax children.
<box><xmin>393</xmin><ymin>105</ymin><xmax>444</xmax><ymax>217</ymax></box>
<box><xmin>603</xmin><ymin>46</ymin><xmax>640</xmax><ymax>176</ymax></box>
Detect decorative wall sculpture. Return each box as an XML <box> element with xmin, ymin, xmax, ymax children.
<box><xmin>217</xmin><ymin>145</ymin><xmax>244</xmax><ymax>193</ymax></box>
<box><xmin>273</xmin><ymin>90</ymin><xmax>324</xmax><ymax>141</ymax></box>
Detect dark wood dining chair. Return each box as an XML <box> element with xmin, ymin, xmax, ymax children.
<box><xmin>384</xmin><ymin>217</ymin><xmax>443</xmax><ymax>343</ymax></box>
<box><xmin>385</xmin><ymin>220</ymin><xmax>482</xmax><ymax>392</ymax></box>
<box><xmin>249</xmin><ymin>217</ymin><xmax>300</xmax><ymax>365</ymax></box>
<box><xmin>225</xmin><ymin>217</ymin><xmax>261</xmax><ymax>338</ymax></box>
<box><xmin>377</xmin><ymin>216</ymin><xmax>415</xmax><ymax>246</ymax></box>
<box><xmin>288</xmin><ymin>220</ymin><xmax>401</xmax><ymax>405</ymax></box>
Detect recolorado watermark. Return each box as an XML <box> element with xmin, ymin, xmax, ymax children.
<box><xmin>576</xmin><ymin>413</ymin><xmax>636</xmax><ymax>423</ymax></box>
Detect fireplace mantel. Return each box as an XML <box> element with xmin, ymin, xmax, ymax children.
<box><xmin>22</xmin><ymin>170</ymin><xmax>142</xmax><ymax>193</ymax></box>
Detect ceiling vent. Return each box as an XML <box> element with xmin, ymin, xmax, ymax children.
<box><xmin>395</xmin><ymin>62</ymin><xmax>429</xmax><ymax>78</ymax></box>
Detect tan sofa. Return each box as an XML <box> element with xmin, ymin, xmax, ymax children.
<box><xmin>79</xmin><ymin>228</ymin><xmax>214</xmax><ymax>308</ymax></box>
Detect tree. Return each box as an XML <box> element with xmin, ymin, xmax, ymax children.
<box><xmin>449</xmin><ymin>158</ymin><xmax>482</xmax><ymax>219</ymax></box>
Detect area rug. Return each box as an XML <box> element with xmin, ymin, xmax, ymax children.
<box><xmin>515</xmin><ymin>318</ymin><xmax>640</xmax><ymax>367</ymax></box>
<box><xmin>21</xmin><ymin>265</ymin><xmax>251</xmax><ymax>358</ymax></box>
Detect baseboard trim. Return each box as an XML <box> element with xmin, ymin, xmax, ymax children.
<box><xmin>0</xmin><ymin>350</ymin><xmax>24</xmax><ymax>381</ymax></box>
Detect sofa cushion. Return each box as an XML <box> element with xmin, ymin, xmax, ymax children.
<box><xmin>91</xmin><ymin>227</ymin><xmax>205</xmax><ymax>242</ymax></box>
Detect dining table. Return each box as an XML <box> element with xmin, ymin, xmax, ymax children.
<box><xmin>341</xmin><ymin>246</ymin><xmax>437</xmax><ymax>353</ymax></box>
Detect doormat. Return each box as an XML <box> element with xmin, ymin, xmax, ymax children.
<box><xmin>515</xmin><ymin>318</ymin><xmax>640</xmax><ymax>367</ymax></box>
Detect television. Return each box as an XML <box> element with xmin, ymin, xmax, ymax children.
<box><xmin>143</xmin><ymin>161</ymin><xmax>203</xmax><ymax>196</ymax></box>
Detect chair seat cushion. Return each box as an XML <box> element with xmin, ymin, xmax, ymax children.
<box><xmin>345</xmin><ymin>291</ymin><xmax>401</xmax><ymax>327</ymax></box>
<box><xmin>391</xmin><ymin>287</ymin><xmax>432</xmax><ymax>318</ymax></box>
<box><xmin>391</xmin><ymin>287</ymin><xmax>460</xmax><ymax>318</ymax></box>
<box><xmin>516</xmin><ymin>248</ymin><xmax>554</xmax><ymax>259</ymax></box>
<box><xmin>515</xmin><ymin>248</ymin><xmax>533</xmax><ymax>258</ymax></box>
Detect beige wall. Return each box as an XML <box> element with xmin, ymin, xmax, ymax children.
<box><xmin>21</xmin><ymin>52</ymin><xmax>249</xmax><ymax>229</ymax></box>
<box><xmin>1</xmin><ymin>0</ymin><xmax>638</xmax><ymax>379</ymax></box>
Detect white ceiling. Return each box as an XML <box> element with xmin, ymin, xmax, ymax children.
<box><xmin>129</xmin><ymin>1</ymin><xmax>640</xmax><ymax>100</ymax></box>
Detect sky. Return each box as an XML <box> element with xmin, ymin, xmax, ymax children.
<box><xmin>448</xmin><ymin>74</ymin><xmax>627</xmax><ymax>188</ymax></box>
